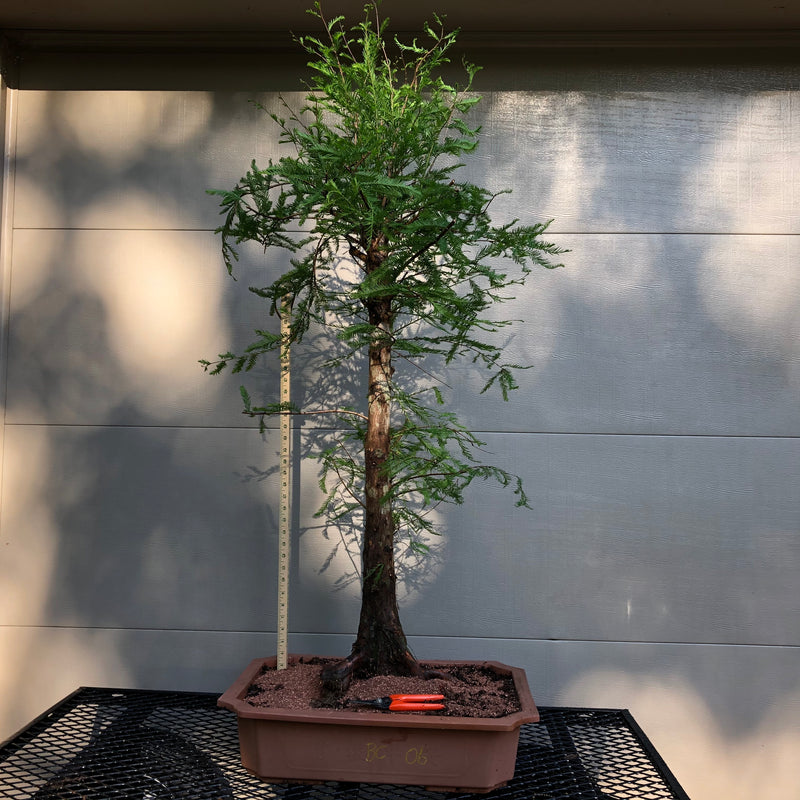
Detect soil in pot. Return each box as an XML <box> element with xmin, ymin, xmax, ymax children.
<box><xmin>243</xmin><ymin>657</ymin><xmax>522</xmax><ymax>718</ymax></box>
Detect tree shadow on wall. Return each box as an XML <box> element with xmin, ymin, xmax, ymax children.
<box><xmin>226</xmin><ymin>314</ymin><xmax>451</xmax><ymax>624</ymax></box>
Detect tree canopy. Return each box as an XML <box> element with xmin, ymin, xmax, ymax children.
<box><xmin>203</xmin><ymin>2</ymin><xmax>564</xmax><ymax>681</ymax></box>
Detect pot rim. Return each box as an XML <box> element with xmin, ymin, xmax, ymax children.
<box><xmin>218</xmin><ymin>654</ymin><xmax>539</xmax><ymax>731</ymax></box>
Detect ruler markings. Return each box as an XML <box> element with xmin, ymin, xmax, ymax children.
<box><xmin>277</xmin><ymin>298</ymin><xmax>292</xmax><ymax>671</ymax></box>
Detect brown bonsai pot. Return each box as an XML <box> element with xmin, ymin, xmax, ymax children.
<box><xmin>218</xmin><ymin>654</ymin><xmax>539</xmax><ymax>793</ymax></box>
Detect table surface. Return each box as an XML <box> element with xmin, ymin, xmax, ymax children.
<box><xmin>0</xmin><ymin>687</ymin><xmax>690</xmax><ymax>800</ymax></box>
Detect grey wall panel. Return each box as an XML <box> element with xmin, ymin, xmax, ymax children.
<box><xmin>14</xmin><ymin>88</ymin><xmax>799</xmax><ymax>234</ymax></box>
<box><xmin>397</xmin><ymin>433</ymin><xmax>800</xmax><ymax>646</ymax></box>
<box><xmin>12</xmin><ymin>91</ymin><xmax>299</xmax><ymax>232</ymax></box>
<box><xmin>5</xmin><ymin>229</ymin><xmax>291</xmax><ymax>427</ymax></box>
<box><xmin>0</xmin><ymin>424</ymin><xmax>283</xmax><ymax>630</ymax></box>
<box><xmin>9</xmin><ymin>229</ymin><xmax>800</xmax><ymax>437</ymax></box>
<box><xmin>452</xmin><ymin>232</ymin><xmax>800</xmax><ymax>436</ymax></box>
<box><xmin>466</xmin><ymin>90</ymin><xmax>800</xmax><ymax>234</ymax></box>
<box><xmin>0</xmin><ymin>422</ymin><xmax>430</xmax><ymax>635</ymax></box>
<box><xmin>4</xmin><ymin>424</ymin><xmax>797</xmax><ymax>647</ymax></box>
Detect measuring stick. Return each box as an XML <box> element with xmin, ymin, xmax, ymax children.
<box><xmin>277</xmin><ymin>298</ymin><xmax>292</xmax><ymax>671</ymax></box>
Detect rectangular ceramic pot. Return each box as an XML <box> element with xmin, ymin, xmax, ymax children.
<box><xmin>218</xmin><ymin>654</ymin><xmax>539</xmax><ymax>793</ymax></box>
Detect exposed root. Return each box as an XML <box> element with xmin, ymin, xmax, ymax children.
<box><xmin>319</xmin><ymin>648</ymin><xmax>450</xmax><ymax>705</ymax></box>
<box><xmin>319</xmin><ymin>652</ymin><xmax>364</xmax><ymax>704</ymax></box>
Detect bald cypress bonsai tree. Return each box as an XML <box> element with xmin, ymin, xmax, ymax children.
<box><xmin>203</xmin><ymin>2</ymin><xmax>563</xmax><ymax>696</ymax></box>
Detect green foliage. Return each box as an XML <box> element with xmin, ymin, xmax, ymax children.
<box><xmin>205</xmin><ymin>2</ymin><xmax>565</xmax><ymax>552</ymax></box>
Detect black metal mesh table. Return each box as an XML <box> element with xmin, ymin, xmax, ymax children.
<box><xmin>0</xmin><ymin>688</ymin><xmax>690</xmax><ymax>800</ymax></box>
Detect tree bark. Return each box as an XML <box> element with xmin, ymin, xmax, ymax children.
<box><xmin>353</xmin><ymin>294</ymin><xmax>416</xmax><ymax>671</ymax></box>
<box><xmin>320</xmin><ymin>238</ymin><xmax>422</xmax><ymax>699</ymax></box>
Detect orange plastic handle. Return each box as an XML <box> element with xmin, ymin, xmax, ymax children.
<box><xmin>388</xmin><ymin>700</ymin><xmax>445</xmax><ymax>711</ymax></box>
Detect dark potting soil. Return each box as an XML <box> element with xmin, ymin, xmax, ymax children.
<box><xmin>244</xmin><ymin>657</ymin><xmax>522</xmax><ymax>718</ymax></box>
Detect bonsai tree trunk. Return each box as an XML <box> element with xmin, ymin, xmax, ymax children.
<box><xmin>355</xmin><ymin>298</ymin><xmax>412</xmax><ymax>669</ymax></box>
<box><xmin>321</xmin><ymin>241</ymin><xmax>424</xmax><ymax>698</ymax></box>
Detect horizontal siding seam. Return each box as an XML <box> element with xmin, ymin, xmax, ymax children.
<box><xmin>2</xmin><ymin>625</ymin><xmax>798</xmax><ymax>650</ymax></box>
<box><xmin>4</xmin><ymin>421</ymin><xmax>800</xmax><ymax>441</ymax></box>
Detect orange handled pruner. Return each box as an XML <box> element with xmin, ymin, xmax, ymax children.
<box><xmin>348</xmin><ymin>694</ymin><xmax>445</xmax><ymax>711</ymax></box>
